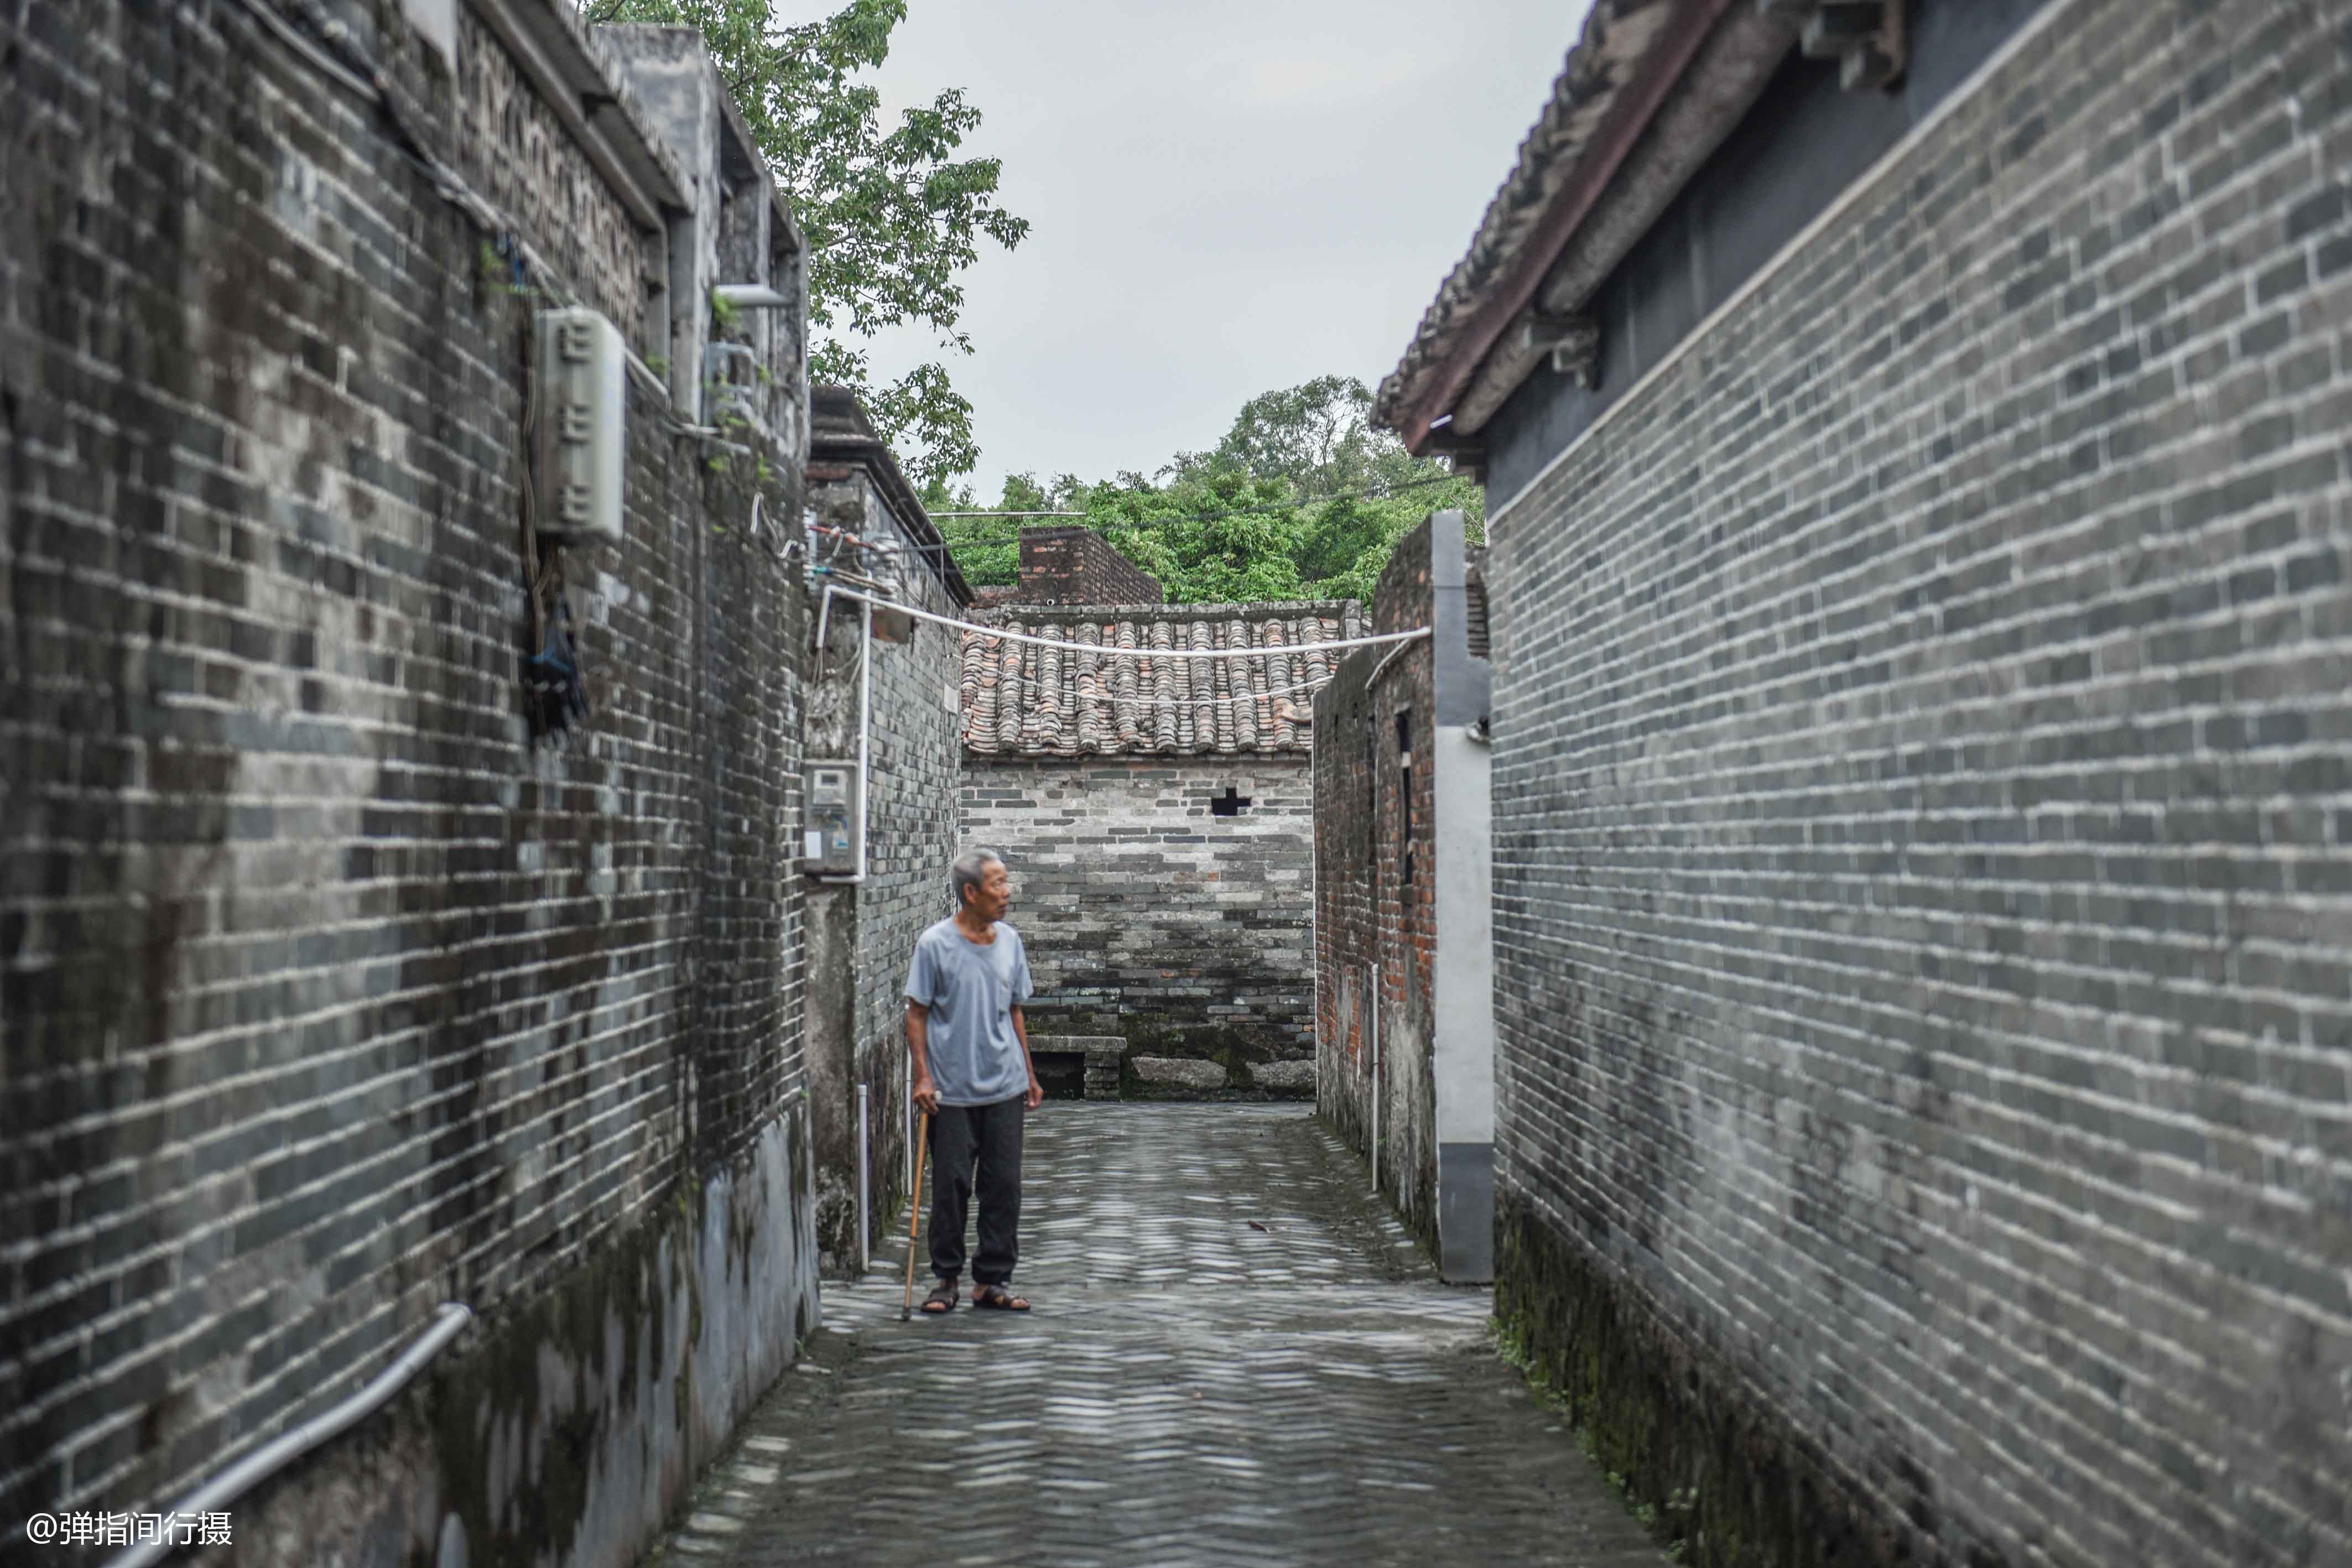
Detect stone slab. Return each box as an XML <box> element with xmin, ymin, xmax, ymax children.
<box><xmin>1130</xmin><ymin>1056</ymin><xmax>1227</xmax><ymax>1090</ymax></box>
<box><xmin>1249</xmin><ymin>1060</ymin><xmax>1315</xmax><ymax>1092</ymax></box>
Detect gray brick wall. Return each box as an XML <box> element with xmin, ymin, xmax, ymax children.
<box><xmin>961</xmin><ymin>759</ymin><xmax>1315</xmax><ymax>1076</ymax></box>
<box><xmin>805</xmin><ymin>471</ymin><xmax>964</xmax><ymax>1263</ymax></box>
<box><xmin>1</xmin><ymin>4</ymin><xmax>827</xmax><ymax>1565</ymax></box>
<box><xmin>1486</xmin><ymin>2</ymin><xmax>2352</xmax><ymax>1564</ymax></box>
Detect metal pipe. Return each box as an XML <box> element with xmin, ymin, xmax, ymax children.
<box><xmin>856</xmin><ymin>1081</ymin><xmax>870</xmax><ymax>1274</ymax></box>
<box><xmin>105</xmin><ymin>1304</ymin><xmax>472</xmax><ymax>1568</ymax></box>
<box><xmin>1365</xmin><ymin>634</ymin><xmax>1416</xmax><ymax>691</ymax></box>
<box><xmin>1368</xmin><ymin>963</ymin><xmax>1381</xmax><ymax>1196</ymax></box>
<box><xmin>855</xmin><ymin>603</ymin><xmax>872</xmax><ymax>881</ymax></box>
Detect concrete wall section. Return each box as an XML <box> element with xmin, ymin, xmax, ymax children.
<box><xmin>1430</xmin><ymin>725</ymin><xmax>1494</xmax><ymax>1280</ymax></box>
<box><xmin>1</xmin><ymin>3</ymin><xmax>823</xmax><ymax>1565</ymax></box>
<box><xmin>1486</xmin><ymin>2</ymin><xmax>2352</xmax><ymax>1564</ymax></box>
<box><xmin>962</xmin><ymin>758</ymin><xmax>1316</xmax><ymax>1077</ymax></box>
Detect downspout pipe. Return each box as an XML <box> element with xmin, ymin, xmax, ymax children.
<box><xmin>855</xmin><ymin>600</ymin><xmax>872</xmax><ymax>883</ymax></box>
<box><xmin>105</xmin><ymin>1304</ymin><xmax>472</xmax><ymax>1568</ymax></box>
<box><xmin>1368</xmin><ymin>963</ymin><xmax>1382</xmax><ymax>1196</ymax></box>
<box><xmin>856</xmin><ymin>1081</ymin><xmax>871</xmax><ymax>1274</ymax></box>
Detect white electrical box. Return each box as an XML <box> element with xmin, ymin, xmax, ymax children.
<box><xmin>534</xmin><ymin>308</ymin><xmax>627</xmax><ymax>544</ymax></box>
<box><xmin>805</xmin><ymin>759</ymin><xmax>861</xmax><ymax>875</ymax></box>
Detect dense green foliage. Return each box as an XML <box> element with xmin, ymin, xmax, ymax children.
<box><xmin>588</xmin><ymin>0</ymin><xmax>1027</xmax><ymax>483</ymax></box>
<box><xmin>927</xmin><ymin>377</ymin><xmax>1481</xmax><ymax>605</ymax></box>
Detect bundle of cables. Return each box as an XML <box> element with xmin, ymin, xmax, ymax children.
<box><xmin>524</xmin><ymin>591</ymin><xmax>592</xmax><ymax>738</ymax></box>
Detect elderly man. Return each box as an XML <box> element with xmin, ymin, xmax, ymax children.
<box><xmin>906</xmin><ymin>849</ymin><xmax>1043</xmax><ymax>1313</ymax></box>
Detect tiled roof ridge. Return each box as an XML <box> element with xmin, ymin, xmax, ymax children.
<box><xmin>969</xmin><ymin>598</ymin><xmax>1360</xmax><ymax>624</ymax></box>
<box><xmin>1371</xmin><ymin>0</ymin><xmax>1682</xmax><ymax>436</ymax></box>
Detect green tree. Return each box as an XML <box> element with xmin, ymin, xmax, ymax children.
<box><xmin>1138</xmin><ymin>375</ymin><xmax>1480</xmax><ymax>603</ymax></box>
<box><xmin>1168</xmin><ymin>374</ymin><xmax>1384</xmax><ymax>499</ymax></box>
<box><xmin>922</xmin><ymin>471</ymin><xmax>1087</xmax><ymax>588</ymax></box>
<box><xmin>589</xmin><ymin>0</ymin><xmax>1028</xmax><ymax>484</ymax></box>
<box><xmin>1092</xmin><ymin>467</ymin><xmax>1311</xmax><ymax>606</ymax></box>
<box><xmin>921</xmin><ymin>376</ymin><xmax>1481</xmax><ymax>606</ymax></box>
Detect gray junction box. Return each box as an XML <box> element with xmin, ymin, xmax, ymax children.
<box><xmin>805</xmin><ymin>760</ymin><xmax>861</xmax><ymax>876</ymax></box>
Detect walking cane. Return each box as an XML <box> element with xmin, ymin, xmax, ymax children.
<box><xmin>900</xmin><ymin>1111</ymin><xmax>930</xmax><ymax>1321</ymax></box>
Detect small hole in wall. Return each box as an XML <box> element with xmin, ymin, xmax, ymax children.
<box><xmin>1210</xmin><ymin>785</ymin><xmax>1252</xmax><ymax>817</ymax></box>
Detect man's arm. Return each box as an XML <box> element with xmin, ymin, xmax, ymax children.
<box><xmin>1011</xmin><ymin>1004</ymin><xmax>1042</xmax><ymax>1110</ymax></box>
<box><xmin>907</xmin><ymin>1001</ymin><xmax>939</xmax><ymax>1113</ymax></box>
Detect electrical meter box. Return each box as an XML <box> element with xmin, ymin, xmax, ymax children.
<box><xmin>804</xmin><ymin>759</ymin><xmax>862</xmax><ymax>875</ymax></box>
<box><xmin>534</xmin><ymin>308</ymin><xmax>627</xmax><ymax>544</ymax></box>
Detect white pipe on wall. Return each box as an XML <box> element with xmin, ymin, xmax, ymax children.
<box><xmin>856</xmin><ymin>605</ymin><xmax>871</xmax><ymax>881</ymax></box>
<box><xmin>856</xmin><ymin>1081</ymin><xmax>870</xmax><ymax>1274</ymax></box>
<box><xmin>105</xmin><ymin>1305</ymin><xmax>472</xmax><ymax>1568</ymax></box>
<box><xmin>1368</xmin><ymin>962</ymin><xmax>1381</xmax><ymax>1196</ymax></box>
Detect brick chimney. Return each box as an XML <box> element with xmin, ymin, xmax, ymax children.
<box><xmin>1007</xmin><ymin>527</ymin><xmax>1162</xmax><ymax>606</ymax></box>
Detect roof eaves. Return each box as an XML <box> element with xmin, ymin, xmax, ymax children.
<box><xmin>1372</xmin><ymin>0</ymin><xmax>1751</xmax><ymax>453</ymax></box>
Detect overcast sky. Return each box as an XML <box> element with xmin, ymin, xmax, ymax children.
<box><xmin>818</xmin><ymin>1</ymin><xmax>1590</xmax><ymax>498</ymax></box>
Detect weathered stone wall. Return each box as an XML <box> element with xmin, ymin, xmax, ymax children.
<box><xmin>1485</xmin><ymin>2</ymin><xmax>2352</xmax><ymax>1564</ymax></box>
<box><xmin>961</xmin><ymin>758</ymin><xmax>1315</xmax><ymax>1079</ymax></box>
<box><xmin>1</xmin><ymin>4</ymin><xmax>829</xmax><ymax>1566</ymax></box>
<box><xmin>804</xmin><ymin>470</ymin><xmax>964</xmax><ymax>1267</ymax></box>
<box><xmin>1314</xmin><ymin>520</ymin><xmax>1438</xmax><ymax>1242</ymax></box>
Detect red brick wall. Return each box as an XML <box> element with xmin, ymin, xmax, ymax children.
<box><xmin>1013</xmin><ymin>527</ymin><xmax>1162</xmax><ymax>605</ymax></box>
<box><xmin>1312</xmin><ymin>518</ymin><xmax>1437</xmax><ymax>1244</ymax></box>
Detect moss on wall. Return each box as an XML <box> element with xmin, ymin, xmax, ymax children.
<box><xmin>1492</xmin><ymin>1194</ymin><xmax>1994</xmax><ymax>1568</ymax></box>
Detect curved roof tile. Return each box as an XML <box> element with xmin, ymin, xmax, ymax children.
<box><xmin>960</xmin><ymin>601</ymin><xmax>1364</xmax><ymax>758</ymax></box>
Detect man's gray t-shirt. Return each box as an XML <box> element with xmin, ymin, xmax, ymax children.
<box><xmin>904</xmin><ymin>918</ymin><xmax>1033</xmax><ymax>1106</ymax></box>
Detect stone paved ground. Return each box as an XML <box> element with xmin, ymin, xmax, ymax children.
<box><xmin>645</xmin><ymin>1106</ymin><xmax>1668</xmax><ymax>1567</ymax></box>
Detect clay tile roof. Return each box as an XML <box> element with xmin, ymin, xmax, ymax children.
<box><xmin>959</xmin><ymin>601</ymin><xmax>1365</xmax><ymax>758</ymax></box>
<box><xmin>1371</xmin><ymin>0</ymin><xmax>1688</xmax><ymax>443</ymax></box>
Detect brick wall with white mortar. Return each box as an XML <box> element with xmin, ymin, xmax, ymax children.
<box><xmin>0</xmin><ymin>4</ymin><xmax>842</xmax><ymax>1565</ymax></box>
<box><xmin>805</xmin><ymin>470</ymin><xmax>963</xmax><ymax>1263</ymax></box>
<box><xmin>1486</xmin><ymin>2</ymin><xmax>2352</xmax><ymax>1564</ymax></box>
<box><xmin>961</xmin><ymin>758</ymin><xmax>1315</xmax><ymax>1077</ymax></box>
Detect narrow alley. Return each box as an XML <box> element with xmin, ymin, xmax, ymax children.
<box><xmin>13</xmin><ymin>4</ymin><xmax>2352</xmax><ymax>1567</ymax></box>
<box><xmin>647</xmin><ymin>1106</ymin><xmax>1666</xmax><ymax>1568</ymax></box>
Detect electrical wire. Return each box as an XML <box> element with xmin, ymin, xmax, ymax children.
<box><xmin>995</xmin><ymin>666</ymin><xmax>1356</xmax><ymax>713</ymax></box>
<box><xmin>820</xmin><ymin>586</ymin><xmax>1429</xmax><ymax>661</ymax></box>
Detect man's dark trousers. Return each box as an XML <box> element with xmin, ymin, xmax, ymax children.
<box><xmin>927</xmin><ymin>1096</ymin><xmax>1024</xmax><ymax>1285</ymax></box>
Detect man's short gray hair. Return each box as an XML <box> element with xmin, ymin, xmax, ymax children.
<box><xmin>952</xmin><ymin>849</ymin><xmax>1005</xmax><ymax>906</ymax></box>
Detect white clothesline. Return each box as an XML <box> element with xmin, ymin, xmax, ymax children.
<box><xmin>984</xmin><ymin>670</ymin><xmax>1338</xmax><ymax>713</ymax></box>
<box><xmin>819</xmin><ymin>583</ymin><xmax>1431</xmax><ymax>660</ymax></box>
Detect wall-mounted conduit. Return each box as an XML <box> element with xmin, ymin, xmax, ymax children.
<box><xmin>105</xmin><ymin>1305</ymin><xmax>472</xmax><ymax>1568</ymax></box>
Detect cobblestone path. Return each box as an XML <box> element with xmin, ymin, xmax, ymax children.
<box><xmin>647</xmin><ymin>1105</ymin><xmax>1667</xmax><ymax>1567</ymax></box>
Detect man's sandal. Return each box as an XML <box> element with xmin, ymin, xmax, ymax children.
<box><xmin>920</xmin><ymin>1280</ymin><xmax>959</xmax><ymax>1315</ymax></box>
<box><xmin>971</xmin><ymin>1284</ymin><xmax>1030</xmax><ymax>1311</ymax></box>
